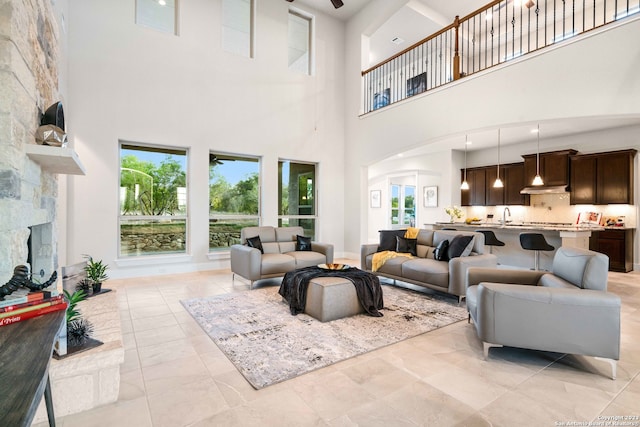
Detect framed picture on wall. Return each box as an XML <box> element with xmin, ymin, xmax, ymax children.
<box><xmin>370</xmin><ymin>190</ymin><xmax>381</xmax><ymax>208</ymax></box>
<box><xmin>423</xmin><ymin>186</ymin><xmax>437</xmax><ymax>207</ymax></box>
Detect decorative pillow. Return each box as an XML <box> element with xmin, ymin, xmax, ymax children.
<box><xmin>447</xmin><ymin>235</ymin><xmax>474</xmax><ymax>259</ymax></box>
<box><xmin>434</xmin><ymin>239</ymin><xmax>450</xmax><ymax>261</ymax></box>
<box><xmin>296</xmin><ymin>235</ymin><xmax>312</xmax><ymax>251</ymax></box>
<box><xmin>396</xmin><ymin>236</ymin><xmax>417</xmax><ymax>256</ymax></box>
<box><xmin>378</xmin><ymin>229</ymin><xmax>407</xmax><ymax>252</ymax></box>
<box><xmin>246</xmin><ymin>235</ymin><xmax>264</xmax><ymax>254</ymax></box>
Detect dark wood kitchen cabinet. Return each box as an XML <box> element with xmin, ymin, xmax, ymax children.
<box><xmin>589</xmin><ymin>229</ymin><xmax>634</xmax><ymax>272</ymax></box>
<box><xmin>504</xmin><ymin>163</ymin><xmax>530</xmax><ymax>205</ymax></box>
<box><xmin>485</xmin><ymin>166</ymin><xmax>504</xmax><ymax>206</ymax></box>
<box><xmin>461</xmin><ymin>167</ymin><xmax>486</xmax><ymax>206</ymax></box>
<box><xmin>571</xmin><ymin>149</ymin><xmax>636</xmax><ymax>205</ymax></box>
<box><xmin>523</xmin><ymin>149</ymin><xmax>577</xmax><ymax>187</ymax></box>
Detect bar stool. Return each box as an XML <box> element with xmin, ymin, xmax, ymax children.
<box><xmin>475</xmin><ymin>230</ymin><xmax>505</xmax><ymax>254</ymax></box>
<box><xmin>519</xmin><ymin>233</ymin><xmax>554</xmax><ymax>270</ymax></box>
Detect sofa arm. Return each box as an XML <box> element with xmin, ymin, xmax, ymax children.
<box><xmin>360</xmin><ymin>244</ymin><xmax>378</xmax><ymax>270</ymax></box>
<box><xmin>311</xmin><ymin>242</ymin><xmax>334</xmax><ymax>264</ymax></box>
<box><xmin>467</xmin><ymin>267</ymin><xmax>544</xmax><ymax>289</ymax></box>
<box><xmin>448</xmin><ymin>254</ymin><xmax>498</xmax><ymax>297</ymax></box>
<box><xmin>230</xmin><ymin>244</ymin><xmax>262</xmax><ymax>281</ymax></box>
<box><xmin>477</xmin><ymin>283</ymin><xmax>621</xmax><ymax>360</ymax></box>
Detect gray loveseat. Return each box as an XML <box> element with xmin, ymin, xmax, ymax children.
<box><xmin>230</xmin><ymin>226</ymin><xmax>334</xmax><ymax>288</ymax></box>
<box><xmin>466</xmin><ymin>246</ymin><xmax>620</xmax><ymax>379</ymax></box>
<box><xmin>361</xmin><ymin>229</ymin><xmax>498</xmax><ymax>302</ymax></box>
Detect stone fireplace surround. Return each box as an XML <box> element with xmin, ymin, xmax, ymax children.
<box><xmin>1</xmin><ymin>0</ymin><xmax>123</xmax><ymax>422</ymax></box>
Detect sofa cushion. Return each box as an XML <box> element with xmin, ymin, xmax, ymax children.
<box><xmin>296</xmin><ymin>235</ymin><xmax>312</xmax><ymax>251</ymax></box>
<box><xmin>286</xmin><ymin>251</ymin><xmax>327</xmax><ymax>268</ymax></box>
<box><xmin>376</xmin><ymin>256</ymin><xmax>411</xmax><ymax>277</ymax></box>
<box><xmin>401</xmin><ymin>259</ymin><xmax>449</xmax><ymax>289</ymax></box>
<box><xmin>241</xmin><ymin>226</ymin><xmax>276</xmax><ymax>244</ymax></box>
<box><xmin>378</xmin><ymin>229</ymin><xmax>407</xmax><ymax>252</ymax></box>
<box><xmin>261</xmin><ymin>253</ymin><xmax>295</xmax><ymax>275</ymax></box>
<box><xmin>447</xmin><ymin>235</ymin><xmax>474</xmax><ymax>259</ymax></box>
<box><xmin>396</xmin><ymin>236</ymin><xmax>417</xmax><ymax>256</ymax></box>
<box><xmin>538</xmin><ymin>273</ymin><xmax>575</xmax><ymax>289</ymax></box>
<box><xmin>434</xmin><ymin>239</ymin><xmax>449</xmax><ymax>261</ymax></box>
<box><xmin>246</xmin><ymin>236</ymin><xmax>264</xmax><ymax>253</ymax></box>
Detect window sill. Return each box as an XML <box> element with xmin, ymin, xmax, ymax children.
<box><xmin>114</xmin><ymin>254</ymin><xmax>193</xmax><ymax>268</ymax></box>
<box><xmin>207</xmin><ymin>251</ymin><xmax>230</xmax><ymax>261</ymax></box>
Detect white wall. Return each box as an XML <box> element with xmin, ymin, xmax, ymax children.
<box><xmin>65</xmin><ymin>0</ymin><xmax>346</xmax><ymax>278</ymax></box>
<box><xmin>345</xmin><ymin>9</ymin><xmax>640</xmax><ymax>256</ymax></box>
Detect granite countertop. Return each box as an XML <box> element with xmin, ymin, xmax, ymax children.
<box><xmin>433</xmin><ymin>222</ymin><xmax>608</xmax><ymax>232</ymax></box>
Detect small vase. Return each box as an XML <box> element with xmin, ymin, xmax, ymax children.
<box><xmin>449</xmin><ymin>215</ymin><xmax>455</xmax><ymax>223</ymax></box>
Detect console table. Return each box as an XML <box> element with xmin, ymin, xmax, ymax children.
<box><xmin>0</xmin><ymin>310</ymin><xmax>65</xmax><ymax>427</ymax></box>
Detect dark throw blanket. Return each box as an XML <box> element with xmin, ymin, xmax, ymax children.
<box><xmin>279</xmin><ymin>266</ymin><xmax>384</xmax><ymax>317</ymax></box>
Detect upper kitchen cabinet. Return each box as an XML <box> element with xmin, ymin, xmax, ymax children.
<box><xmin>461</xmin><ymin>167</ymin><xmax>487</xmax><ymax>206</ymax></box>
<box><xmin>571</xmin><ymin>149</ymin><xmax>637</xmax><ymax>205</ymax></box>
<box><xmin>523</xmin><ymin>149</ymin><xmax>578</xmax><ymax>187</ymax></box>
<box><xmin>504</xmin><ymin>163</ymin><xmax>530</xmax><ymax>205</ymax></box>
<box><xmin>485</xmin><ymin>166</ymin><xmax>504</xmax><ymax>206</ymax></box>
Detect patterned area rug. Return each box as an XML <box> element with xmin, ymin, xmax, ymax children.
<box><xmin>181</xmin><ymin>284</ymin><xmax>467</xmax><ymax>389</ymax></box>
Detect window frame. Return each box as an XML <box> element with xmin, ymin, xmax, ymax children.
<box><xmin>118</xmin><ymin>141</ymin><xmax>190</xmax><ymax>259</ymax></box>
<box><xmin>208</xmin><ymin>152</ymin><xmax>262</xmax><ymax>252</ymax></box>
<box><xmin>389</xmin><ymin>183</ymin><xmax>416</xmax><ymax>228</ymax></box>
<box><xmin>278</xmin><ymin>159</ymin><xmax>318</xmax><ymax>239</ymax></box>
<box><xmin>222</xmin><ymin>0</ymin><xmax>256</xmax><ymax>58</ymax></box>
<box><xmin>287</xmin><ymin>7</ymin><xmax>315</xmax><ymax>75</ymax></box>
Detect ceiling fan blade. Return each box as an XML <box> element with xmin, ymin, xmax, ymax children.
<box><xmin>330</xmin><ymin>0</ymin><xmax>344</xmax><ymax>8</ymax></box>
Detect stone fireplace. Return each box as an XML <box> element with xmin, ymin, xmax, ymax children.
<box><xmin>0</xmin><ymin>0</ymin><xmax>61</xmax><ymax>285</ymax></box>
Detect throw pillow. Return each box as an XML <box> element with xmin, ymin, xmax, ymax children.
<box><xmin>433</xmin><ymin>239</ymin><xmax>450</xmax><ymax>261</ymax></box>
<box><xmin>447</xmin><ymin>235</ymin><xmax>474</xmax><ymax>259</ymax></box>
<box><xmin>378</xmin><ymin>229</ymin><xmax>407</xmax><ymax>252</ymax></box>
<box><xmin>396</xmin><ymin>236</ymin><xmax>417</xmax><ymax>256</ymax></box>
<box><xmin>246</xmin><ymin>235</ymin><xmax>264</xmax><ymax>254</ymax></box>
<box><xmin>296</xmin><ymin>235</ymin><xmax>312</xmax><ymax>251</ymax></box>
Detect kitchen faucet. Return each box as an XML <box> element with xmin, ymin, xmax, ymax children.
<box><xmin>502</xmin><ymin>207</ymin><xmax>512</xmax><ymax>224</ymax></box>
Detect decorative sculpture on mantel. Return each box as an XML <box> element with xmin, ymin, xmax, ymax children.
<box><xmin>0</xmin><ymin>265</ymin><xmax>58</xmax><ymax>300</ymax></box>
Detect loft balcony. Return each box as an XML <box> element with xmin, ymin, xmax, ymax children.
<box><xmin>361</xmin><ymin>0</ymin><xmax>640</xmax><ymax>115</ymax></box>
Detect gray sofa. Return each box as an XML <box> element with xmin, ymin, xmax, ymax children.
<box><xmin>361</xmin><ymin>229</ymin><xmax>498</xmax><ymax>302</ymax></box>
<box><xmin>466</xmin><ymin>246</ymin><xmax>620</xmax><ymax>379</ymax></box>
<box><xmin>230</xmin><ymin>226</ymin><xmax>334</xmax><ymax>288</ymax></box>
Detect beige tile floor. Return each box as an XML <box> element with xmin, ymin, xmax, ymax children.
<box><xmin>35</xmin><ymin>260</ymin><xmax>640</xmax><ymax>427</ymax></box>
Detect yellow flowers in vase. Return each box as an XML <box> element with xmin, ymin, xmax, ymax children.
<box><xmin>444</xmin><ymin>205</ymin><xmax>463</xmax><ymax>223</ymax></box>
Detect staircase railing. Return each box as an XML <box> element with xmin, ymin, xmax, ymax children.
<box><xmin>361</xmin><ymin>0</ymin><xmax>639</xmax><ymax>114</ymax></box>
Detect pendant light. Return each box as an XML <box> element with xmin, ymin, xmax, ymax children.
<box><xmin>532</xmin><ymin>124</ymin><xmax>544</xmax><ymax>186</ymax></box>
<box><xmin>460</xmin><ymin>135</ymin><xmax>470</xmax><ymax>190</ymax></box>
<box><xmin>493</xmin><ymin>129</ymin><xmax>504</xmax><ymax>188</ymax></box>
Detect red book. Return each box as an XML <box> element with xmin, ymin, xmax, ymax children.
<box><xmin>0</xmin><ymin>302</ymin><xmax>67</xmax><ymax>328</ymax></box>
<box><xmin>26</xmin><ymin>292</ymin><xmax>45</xmax><ymax>302</ymax></box>
<box><xmin>0</xmin><ymin>295</ymin><xmax>64</xmax><ymax>314</ymax></box>
<box><xmin>0</xmin><ymin>298</ymin><xmax>66</xmax><ymax>320</ymax></box>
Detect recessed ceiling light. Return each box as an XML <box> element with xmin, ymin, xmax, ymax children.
<box><xmin>530</xmin><ymin>128</ymin><xmax>539</xmax><ymax>133</ymax></box>
<box><xmin>159</xmin><ymin>0</ymin><xmax>167</xmax><ymax>5</ymax></box>
<box><xmin>391</xmin><ymin>37</ymin><xmax>404</xmax><ymax>45</ymax></box>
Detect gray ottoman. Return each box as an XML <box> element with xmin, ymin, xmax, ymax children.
<box><xmin>304</xmin><ymin>276</ymin><xmax>364</xmax><ymax>322</ymax></box>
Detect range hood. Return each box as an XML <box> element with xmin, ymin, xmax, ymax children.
<box><xmin>520</xmin><ymin>185</ymin><xmax>569</xmax><ymax>195</ymax></box>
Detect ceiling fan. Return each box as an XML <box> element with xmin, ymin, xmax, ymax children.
<box><xmin>285</xmin><ymin>0</ymin><xmax>344</xmax><ymax>9</ymax></box>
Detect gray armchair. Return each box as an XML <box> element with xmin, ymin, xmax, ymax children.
<box><xmin>466</xmin><ymin>246</ymin><xmax>620</xmax><ymax>379</ymax></box>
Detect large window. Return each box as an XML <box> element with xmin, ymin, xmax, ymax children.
<box><xmin>222</xmin><ymin>0</ymin><xmax>254</xmax><ymax>57</ymax></box>
<box><xmin>119</xmin><ymin>144</ymin><xmax>188</xmax><ymax>257</ymax></box>
<box><xmin>288</xmin><ymin>10</ymin><xmax>313</xmax><ymax>75</ymax></box>
<box><xmin>278</xmin><ymin>160</ymin><xmax>316</xmax><ymax>240</ymax></box>
<box><xmin>390</xmin><ymin>184</ymin><xmax>415</xmax><ymax>227</ymax></box>
<box><xmin>209</xmin><ymin>153</ymin><xmax>260</xmax><ymax>251</ymax></box>
<box><xmin>136</xmin><ymin>0</ymin><xmax>178</xmax><ymax>34</ymax></box>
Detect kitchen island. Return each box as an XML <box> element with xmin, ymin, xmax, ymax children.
<box><xmin>427</xmin><ymin>222</ymin><xmax>604</xmax><ymax>270</ymax></box>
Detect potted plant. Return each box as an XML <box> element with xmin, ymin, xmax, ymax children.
<box><xmin>84</xmin><ymin>255</ymin><xmax>109</xmax><ymax>294</ymax></box>
<box><xmin>64</xmin><ymin>289</ymin><xmax>93</xmax><ymax>348</ymax></box>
